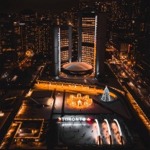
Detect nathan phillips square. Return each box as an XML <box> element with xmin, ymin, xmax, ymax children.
<box><xmin>0</xmin><ymin>0</ymin><xmax>149</xmax><ymax>150</ymax></box>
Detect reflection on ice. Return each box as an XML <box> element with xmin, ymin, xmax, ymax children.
<box><xmin>57</xmin><ymin>116</ymin><xmax>127</xmax><ymax>147</ymax></box>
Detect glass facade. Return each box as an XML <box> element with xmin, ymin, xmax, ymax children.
<box><xmin>60</xmin><ymin>26</ymin><xmax>72</xmax><ymax>66</ymax></box>
<box><xmin>81</xmin><ymin>16</ymin><xmax>96</xmax><ymax>70</ymax></box>
<box><xmin>60</xmin><ymin>29</ymin><xmax>69</xmax><ymax>63</ymax></box>
<box><xmin>36</xmin><ymin>23</ymin><xmax>51</xmax><ymax>54</ymax></box>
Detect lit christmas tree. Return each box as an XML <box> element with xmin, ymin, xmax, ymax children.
<box><xmin>101</xmin><ymin>86</ymin><xmax>111</xmax><ymax>102</ymax></box>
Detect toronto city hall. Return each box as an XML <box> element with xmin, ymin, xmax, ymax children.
<box><xmin>0</xmin><ymin>0</ymin><xmax>149</xmax><ymax>150</ymax></box>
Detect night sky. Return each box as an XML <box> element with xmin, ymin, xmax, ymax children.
<box><xmin>0</xmin><ymin>0</ymin><xmax>79</xmax><ymax>12</ymax></box>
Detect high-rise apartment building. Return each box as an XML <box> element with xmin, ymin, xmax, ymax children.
<box><xmin>0</xmin><ymin>14</ymin><xmax>18</xmax><ymax>65</ymax></box>
<box><xmin>0</xmin><ymin>18</ymin><xmax>15</xmax><ymax>52</ymax></box>
<box><xmin>36</xmin><ymin>21</ymin><xmax>52</xmax><ymax>54</ymax></box>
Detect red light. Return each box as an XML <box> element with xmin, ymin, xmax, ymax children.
<box><xmin>86</xmin><ymin>118</ymin><xmax>91</xmax><ymax>122</ymax></box>
<box><xmin>86</xmin><ymin>118</ymin><xmax>94</xmax><ymax>124</ymax></box>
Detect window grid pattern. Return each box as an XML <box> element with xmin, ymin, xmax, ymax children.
<box><xmin>82</xmin><ymin>46</ymin><xmax>94</xmax><ymax>65</ymax></box>
<box><xmin>81</xmin><ymin>17</ymin><xmax>95</xmax><ymax>66</ymax></box>
<box><xmin>60</xmin><ymin>30</ymin><xmax>69</xmax><ymax>62</ymax></box>
<box><xmin>60</xmin><ymin>30</ymin><xmax>69</xmax><ymax>47</ymax></box>
<box><xmin>61</xmin><ymin>50</ymin><xmax>69</xmax><ymax>62</ymax></box>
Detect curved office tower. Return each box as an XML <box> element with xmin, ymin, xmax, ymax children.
<box><xmin>78</xmin><ymin>12</ymin><xmax>107</xmax><ymax>77</ymax></box>
<box><xmin>52</xmin><ymin>12</ymin><xmax>107</xmax><ymax>78</ymax></box>
<box><xmin>52</xmin><ymin>25</ymin><xmax>72</xmax><ymax>77</ymax></box>
<box><xmin>60</xmin><ymin>26</ymin><xmax>72</xmax><ymax>64</ymax></box>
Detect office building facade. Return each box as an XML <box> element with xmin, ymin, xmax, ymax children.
<box><xmin>78</xmin><ymin>12</ymin><xmax>97</xmax><ymax>76</ymax></box>
<box><xmin>52</xmin><ymin>25</ymin><xmax>72</xmax><ymax>76</ymax></box>
<box><xmin>78</xmin><ymin>12</ymin><xmax>107</xmax><ymax>77</ymax></box>
<box><xmin>52</xmin><ymin>11</ymin><xmax>107</xmax><ymax>78</ymax></box>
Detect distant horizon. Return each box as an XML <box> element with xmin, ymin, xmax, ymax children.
<box><xmin>0</xmin><ymin>0</ymin><xmax>79</xmax><ymax>12</ymax></box>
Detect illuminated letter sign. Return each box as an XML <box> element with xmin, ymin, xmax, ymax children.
<box><xmin>61</xmin><ymin>117</ymin><xmax>86</xmax><ymax>122</ymax></box>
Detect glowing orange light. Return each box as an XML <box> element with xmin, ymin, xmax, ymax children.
<box><xmin>58</xmin><ymin>117</ymin><xmax>62</xmax><ymax>122</ymax></box>
<box><xmin>67</xmin><ymin>93</ymin><xmax>93</xmax><ymax>109</ymax></box>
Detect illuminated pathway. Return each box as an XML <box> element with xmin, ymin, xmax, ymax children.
<box><xmin>34</xmin><ymin>80</ymin><xmax>117</xmax><ymax>98</ymax></box>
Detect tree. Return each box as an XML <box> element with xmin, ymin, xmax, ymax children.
<box><xmin>101</xmin><ymin>86</ymin><xmax>111</xmax><ymax>102</ymax></box>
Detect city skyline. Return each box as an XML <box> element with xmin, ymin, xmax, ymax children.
<box><xmin>0</xmin><ymin>0</ymin><xmax>149</xmax><ymax>149</ymax></box>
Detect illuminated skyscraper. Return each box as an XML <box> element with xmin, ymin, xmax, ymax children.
<box><xmin>52</xmin><ymin>25</ymin><xmax>72</xmax><ymax>76</ymax></box>
<box><xmin>60</xmin><ymin>26</ymin><xmax>72</xmax><ymax>64</ymax></box>
<box><xmin>78</xmin><ymin>12</ymin><xmax>107</xmax><ymax>77</ymax></box>
<box><xmin>78</xmin><ymin>12</ymin><xmax>96</xmax><ymax>76</ymax></box>
<box><xmin>0</xmin><ymin>20</ymin><xmax>15</xmax><ymax>52</ymax></box>
<box><xmin>52</xmin><ymin>11</ymin><xmax>107</xmax><ymax>78</ymax></box>
<box><xmin>36</xmin><ymin>21</ymin><xmax>52</xmax><ymax>54</ymax></box>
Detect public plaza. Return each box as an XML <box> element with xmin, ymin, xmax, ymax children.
<box><xmin>5</xmin><ymin>80</ymin><xmax>133</xmax><ymax>149</ymax></box>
